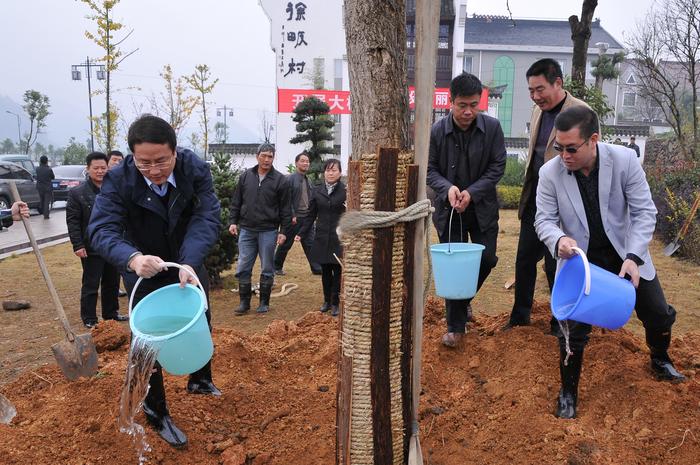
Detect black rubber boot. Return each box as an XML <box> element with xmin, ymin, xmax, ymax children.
<box><xmin>142</xmin><ymin>402</ymin><xmax>188</xmax><ymax>449</ymax></box>
<box><xmin>330</xmin><ymin>294</ymin><xmax>340</xmax><ymax>317</ymax></box>
<box><xmin>187</xmin><ymin>360</ymin><xmax>222</xmax><ymax>396</ymax></box>
<box><xmin>645</xmin><ymin>329</ymin><xmax>686</xmax><ymax>383</ymax></box>
<box><xmin>234</xmin><ymin>281</ymin><xmax>252</xmax><ymax>316</ymax></box>
<box><xmin>555</xmin><ymin>345</ymin><xmax>583</xmax><ymax>419</ymax></box>
<box><xmin>256</xmin><ymin>277</ymin><xmax>273</xmax><ymax>314</ymax></box>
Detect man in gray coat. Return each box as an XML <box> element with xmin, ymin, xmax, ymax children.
<box><xmin>535</xmin><ymin>106</ymin><xmax>685</xmax><ymax>420</ymax></box>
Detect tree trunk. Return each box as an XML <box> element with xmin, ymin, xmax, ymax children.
<box><xmin>569</xmin><ymin>0</ymin><xmax>598</xmax><ymax>88</ymax></box>
<box><xmin>105</xmin><ymin>8</ymin><xmax>112</xmax><ymax>152</ymax></box>
<box><xmin>344</xmin><ymin>0</ymin><xmax>410</xmax><ymax>158</ymax></box>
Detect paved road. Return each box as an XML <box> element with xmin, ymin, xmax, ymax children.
<box><xmin>0</xmin><ymin>206</ymin><xmax>69</xmax><ymax>259</ymax></box>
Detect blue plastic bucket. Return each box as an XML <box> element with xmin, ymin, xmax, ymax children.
<box><xmin>129</xmin><ymin>263</ymin><xmax>213</xmax><ymax>375</ymax></box>
<box><xmin>551</xmin><ymin>248</ymin><xmax>635</xmax><ymax>330</ymax></box>
<box><xmin>430</xmin><ymin>242</ymin><xmax>485</xmax><ymax>300</ymax></box>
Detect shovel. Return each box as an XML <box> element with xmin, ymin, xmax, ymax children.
<box><xmin>0</xmin><ymin>392</ymin><xmax>17</xmax><ymax>424</ymax></box>
<box><xmin>663</xmin><ymin>192</ymin><xmax>700</xmax><ymax>256</ymax></box>
<box><xmin>8</xmin><ymin>182</ymin><xmax>98</xmax><ymax>380</ymax></box>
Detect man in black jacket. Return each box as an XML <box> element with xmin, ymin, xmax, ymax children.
<box><xmin>0</xmin><ymin>201</ymin><xmax>29</xmax><ymax>230</ymax></box>
<box><xmin>273</xmin><ymin>151</ymin><xmax>322</xmax><ymax>276</ymax></box>
<box><xmin>427</xmin><ymin>72</ymin><xmax>506</xmax><ymax>348</ymax></box>
<box><xmin>35</xmin><ymin>155</ymin><xmax>54</xmax><ymax>219</ymax></box>
<box><xmin>88</xmin><ymin>115</ymin><xmax>221</xmax><ymax>448</ymax></box>
<box><xmin>229</xmin><ymin>143</ymin><xmax>291</xmax><ymax>315</ymax></box>
<box><xmin>66</xmin><ymin>152</ymin><xmax>126</xmax><ymax>328</ymax></box>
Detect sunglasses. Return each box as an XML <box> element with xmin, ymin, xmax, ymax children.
<box><xmin>553</xmin><ymin>138</ymin><xmax>589</xmax><ymax>154</ymax></box>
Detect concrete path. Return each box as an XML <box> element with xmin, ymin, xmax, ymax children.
<box><xmin>0</xmin><ymin>208</ymin><xmax>69</xmax><ymax>259</ymax></box>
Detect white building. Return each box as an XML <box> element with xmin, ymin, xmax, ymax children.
<box><xmin>259</xmin><ymin>0</ymin><xmax>351</xmax><ymax>172</ymax></box>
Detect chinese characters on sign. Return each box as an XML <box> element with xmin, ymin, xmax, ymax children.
<box><xmin>280</xmin><ymin>2</ymin><xmax>309</xmax><ymax>77</ymax></box>
<box><xmin>277</xmin><ymin>88</ymin><xmax>490</xmax><ymax>114</ymax></box>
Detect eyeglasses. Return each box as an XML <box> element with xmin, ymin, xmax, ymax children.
<box><xmin>553</xmin><ymin>138</ymin><xmax>589</xmax><ymax>154</ymax></box>
<box><xmin>134</xmin><ymin>155</ymin><xmax>174</xmax><ymax>172</ymax></box>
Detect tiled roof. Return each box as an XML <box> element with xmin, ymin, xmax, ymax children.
<box><xmin>465</xmin><ymin>15</ymin><xmax>623</xmax><ymax>49</ymax></box>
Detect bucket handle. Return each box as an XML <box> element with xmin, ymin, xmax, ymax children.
<box><xmin>446</xmin><ymin>207</ymin><xmax>464</xmax><ymax>253</ymax></box>
<box><xmin>128</xmin><ymin>262</ymin><xmax>207</xmax><ymax>316</ymax></box>
<box><xmin>570</xmin><ymin>247</ymin><xmax>591</xmax><ymax>296</ymax></box>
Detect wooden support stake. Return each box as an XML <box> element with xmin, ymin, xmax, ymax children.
<box><xmin>371</xmin><ymin>147</ymin><xmax>398</xmax><ymax>465</ymax></box>
<box><xmin>337</xmin><ymin>160</ymin><xmax>362</xmax><ymax>465</ymax></box>
<box><xmin>401</xmin><ymin>164</ymin><xmax>419</xmax><ymax>460</ymax></box>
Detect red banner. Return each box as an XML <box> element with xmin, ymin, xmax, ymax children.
<box><xmin>277</xmin><ymin>87</ymin><xmax>489</xmax><ymax>114</ymax></box>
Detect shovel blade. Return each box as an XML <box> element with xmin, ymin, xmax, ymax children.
<box><xmin>663</xmin><ymin>240</ymin><xmax>681</xmax><ymax>256</ymax></box>
<box><xmin>0</xmin><ymin>392</ymin><xmax>16</xmax><ymax>424</ymax></box>
<box><xmin>51</xmin><ymin>333</ymin><xmax>99</xmax><ymax>381</ymax></box>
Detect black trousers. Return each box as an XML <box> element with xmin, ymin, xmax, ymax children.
<box><xmin>558</xmin><ymin>248</ymin><xmax>676</xmax><ymax>351</ymax></box>
<box><xmin>127</xmin><ymin>267</ymin><xmax>214</xmax><ymax>418</ymax></box>
<box><xmin>38</xmin><ymin>189</ymin><xmax>52</xmax><ymax>219</ymax></box>
<box><xmin>438</xmin><ymin>208</ymin><xmax>499</xmax><ymax>334</ymax></box>
<box><xmin>80</xmin><ymin>255</ymin><xmax>120</xmax><ymax>324</ymax></box>
<box><xmin>510</xmin><ymin>202</ymin><xmax>556</xmax><ymax>324</ymax></box>
<box><xmin>321</xmin><ymin>263</ymin><xmax>342</xmax><ymax>305</ymax></box>
<box><xmin>273</xmin><ymin>216</ymin><xmax>321</xmax><ymax>273</ymax></box>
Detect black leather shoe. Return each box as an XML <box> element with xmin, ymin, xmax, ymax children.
<box><xmin>274</xmin><ymin>269</ymin><xmax>285</xmax><ymax>276</ymax></box>
<box><xmin>142</xmin><ymin>403</ymin><xmax>188</xmax><ymax>449</ymax></box>
<box><xmin>555</xmin><ymin>389</ymin><xmax>577</xmax><ymax>419</ymax></box>
<box><xmin>118</xmin><ymin>289</ymin><xmax>128</xmax><ymax>297</ymax></box>
<box><xmin>83</xmin><ymin>321</ymin><xmax>97</xmax><ymax>329</ymax></box>
<box><xmin>331</xmin><ymin>305</ymin><xmax>339</xmax><ymax>317</ymax></box>
<box><xmin>651</xmin><ymin>358</ymin><xmax>686</xmax><ymax>383</ymax></box>
<box><xmin>108</xmin><ymin>314</ymin><xmax>129</xmax><ymax>322</ymax></box>
<box><xmin>311</xmin><ymin>269</ymin><xmax>323</xmax><ymax>276</ymax></box>
<box><xmin>187</xmin><ymin>379</ymin><xmax>222</xmax><ymax>396</ymax></box>
<box><xmin>502</xmin><ymin>319</ymin><xmax>530</xmax><ymax>331</ymax></box>
<box><xmin>319</xmin><ymin>302</ymin><xmax>331</xmax><ymax>313</ymax></box>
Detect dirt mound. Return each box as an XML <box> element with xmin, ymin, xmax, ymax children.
<box><xmin>0</xmin><ymin>303</ymin><xmax>698</xmax><ymax>465</ymax></box>
<box><xmin>91</xmin><ymin>319</ymin><xmax>130</xmax><ymax>352</ymax></box>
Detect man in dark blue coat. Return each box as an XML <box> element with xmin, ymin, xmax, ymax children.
<box><xmin>88</xmin><ymin>115</ymin><xmax>221</xmax><ymax>449</ymax></box>
<box><xmin>427</xmin><ymin>72</ymin><xmax>506</xmax><ymax>348</ymax></box>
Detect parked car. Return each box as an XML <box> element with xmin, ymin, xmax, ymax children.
<box><xmin>0</xmin><ymin>161</ymin><xmax>40</xmax><ymax>209</ymax></box>
<box><xmin>51</xmin><ymin>165</ymin><xmax>86</xmax><ymax>202</ymax></box>
<box><xmin>0</xmin><ymin>154</ymin><xmax>37</xmax><ymax>177</ymax></box>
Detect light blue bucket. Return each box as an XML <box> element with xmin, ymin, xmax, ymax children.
<box><xmin>551</xmin><ymin>247</ymin><xmax>635</xmax><ymax>330</ymax></box>
<box><xmin>430</xmin><ymin>242</ymin><xmax>485</xmax><ymax>300</ymax></box>
<box><xmin>129</xmin><ymin>262</ymin><xmax>213</xmax><ymax>375</ymax></box>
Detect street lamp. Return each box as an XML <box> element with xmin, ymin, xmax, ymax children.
<box><xmin>216</xmin><ymin>106</ymin><xmax>234</xmax><ymax>144</ymax></box>
<box><xmin>5</xmin><ymin>111</ymin><xmax>21</xmax><ymax>149</ymax></box>
<box><xmin>71</xmin><ymin>56</ymin><xmax>106</xmax><ymax>152</ymax></box>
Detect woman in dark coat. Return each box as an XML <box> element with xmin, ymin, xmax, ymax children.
<box><xmin>299</xmin><ymin>159</ymin><xmax>346</xmax><ymax>316</ymax></box>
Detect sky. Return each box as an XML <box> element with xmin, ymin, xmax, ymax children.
<box><xmin>0</xmin><ymin>0</ymin><xmax>657</xmax><ymax>152</ymax></box>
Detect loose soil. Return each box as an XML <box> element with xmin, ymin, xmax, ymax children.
<box><xmin>1</xmin><ymin>210</ymin><xmax>699</xmax><ymax>464</ymax></box>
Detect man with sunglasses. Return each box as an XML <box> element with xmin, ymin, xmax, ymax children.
<box><xmin>506</xmin><ymin>59</ymin><xmax>591</xmax><ymax>329</ymax></box>
<box><xmin>88</xmin><ymin>115</ymin><xmax>221</xmax><ymax>448</ymax></box>
<box><xmin>427</xmin><ymin>72</ymin><xmax>506</xmax><ymax>347</ymax></box>
<box><xmin>535</xmin><ymin>105</ymin><xmax>685</xmax><ymax>420</ymax></box>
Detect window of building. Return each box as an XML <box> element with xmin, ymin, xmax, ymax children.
<box><xmin>438</xmin><ymin>24</ymin><xmax>450</xmax><ymax>49</ymax></box>
<box><xmin>407</xmin><ymin>53</ymin><xmax>415</xmax><ymax>71</ymax></box>
<box><xmin>463</xmin><ymin>56</ymin><xmax>473</xmax><ymax>73</ymax></box>
<box><xmin>623</xmin><ymin>92</ymin><xmax>637</xmax><ymax>107</ymax></box>
<box><xmin>406</xmin><ymin>24</ymin><xmax>415</xmax><ymax>49</ymax></box>
<box><xmin>626</xmin><ymin>73</ymin><xmax>637</xmax><ymax>85</ymax></box>
<box><xmin>437</xmin><ymin>54</ymin><xmax>449</xmax><ymax>71</ymax></box>
<box><xmin>557</xmin><ymin>59</ymin><xmax>567</xmax><ymax>76</ymax></box>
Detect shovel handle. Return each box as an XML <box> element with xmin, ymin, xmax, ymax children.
<box><xmin>571</xmin><ymin>247</ymin><xmax>591</xmax><ymax>296</ymax></box>
<box><xmin>678</xmin><ymin>193</ymin><xmax>700</xmax><ymax>238</ymax></box>
<box><xmin>8</xmin><ymin>182</ymin><xmax>76</xmax><ymax>342</ymax></box>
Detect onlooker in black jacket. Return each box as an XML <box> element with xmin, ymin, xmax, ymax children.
<box><xmin>427</xmin><ymin>72</ymin><xmax>506</xmax><ymax>348</ymax></box>
<box><xmin>300</xmin><ymin>159</ymin><xmax>346</xmax><ymax>316</ymax></box>
<box><xmin>273</xmin><ymin>151</ymin><xmax>322</xmax><ymax>276</ymax></box>
<box><xmin>35</xmin><ymin>155</ymin><xmax>54</xmax><ymax>219</ymax></box>
<box><xmin>66</xmin><ymin>151</ymin><xmax>126</xmax><ymax>328</ymax></box>
<box><xmin>229</xmin><ymin>144</ymin><xmax>292</xmax><ymax>315</ymax></box>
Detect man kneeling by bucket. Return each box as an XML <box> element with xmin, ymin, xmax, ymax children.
<box><xmin>535</xmin><ymin>106</ymin><xmax>685</xmax><ymax>420</ymax></box>
<box><xmin>89</xmin><ymin>115</ymin><xmax>222</xmax><ymax>448</ymax></box>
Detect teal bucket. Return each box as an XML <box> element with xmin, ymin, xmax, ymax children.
<box><xmin>129</xmin><ymin>262</ymin><xmax>213</xmax><ymax>375</ymax></box>
<box><xmin>551</xmin><ymin>247</ymin><xmax>635</xmax><ymax>330</ymax></box>
<box><xmin>430</xmin><ymin>242</ymin><xmax>485</xmax><ymax>300</ymax></box>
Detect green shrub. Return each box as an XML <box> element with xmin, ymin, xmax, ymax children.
<box><xmin>497</xmin><ymin>185</ymin><xmax>522</xmax><ymax>209</ymax></box>
<box><xmin>500</xmin><ymin>156</ymin><xmax>526</xmax><ymax>186</ymax></box>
